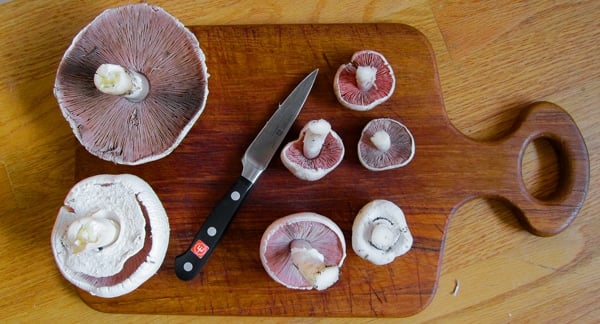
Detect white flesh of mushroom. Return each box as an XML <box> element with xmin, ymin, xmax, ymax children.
<box><xmin>66</xmin><ymin>209</ymin><xmax>120</xmax><ymax>254</ymax></box>
<box><xmin>370</xmin><ymin>130</ymin><xmax>391</xmax><ymax>152</ymax></box>
<box><xmin>355</xmin><ymin>65</ymin><xmax>378</xmax><ymax>91</ymax></box>
<box><xmin>94</xmin><ymin>63</ymin><xmax>150</xmax><ymax>102</ymax></box>
<box><xmin>290</xmin><ymin>239</ymin><xmax>340</xmax><ymax>290</ymax></box>
<box><xmin>352</xmin><ymin>200</ymin><xmax>413</xmax><ymax>265</ymax></box>
<box><xmin>303</xmin><ymin>119</ymin><xmax>332</xmax><ymax>159</ymax></box>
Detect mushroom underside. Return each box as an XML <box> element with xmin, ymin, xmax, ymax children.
<box><xmin>54</xmin><ymin>4</ymin><xmax>209</xmax><ymax>165</ymax></box>
<box><xmin>359</xmin><ymin>118</ymin><xmax>415</xmax><ymax>170</ymax></box>
<box><xmin>51</xmin><ymin>174</ymin><xmax>169</xmax><ymax>297</ymax></box>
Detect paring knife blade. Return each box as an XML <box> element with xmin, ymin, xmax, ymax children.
<box><xmin>174</xmin><ymin>69</ymin><xmax>319</xmax><ymax>281</ymax></box>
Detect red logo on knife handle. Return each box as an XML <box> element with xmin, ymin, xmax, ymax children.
<box><xmin>191</xmin><ymin>240</ymin><xmax>210</xmax><ymax>258</ymax></box>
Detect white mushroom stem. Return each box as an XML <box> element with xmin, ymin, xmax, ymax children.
<box><xmin>290</xmin><ymin>239</ymin><xmax>340</xmax><ymax>290</ymax></box>
<box><xmin>355</xmin><ymin>65</ymin><xmax>378</xmax><ymax>91</ymax></box>
<box><xmin>370</xmin><ymin>221</ymin><xmax>400</xmax><ymax>251</ymax></box>
<box><xmin>66</xmin><ymin>209</ymin><xmax>120</xmax><ymax>254</ymax></box>
<box><xmin>303</xmin><ymin>119</ymin><xmax>332</xmax><ymax>159</ymax></box>
<box><xmin>370</xmin><ymin>130</ymin><xmax>391</xmax><ymax>152</ymax></box>
<box><xmin>94</xmin><ymin>63</ymin><xmax>150</xmax><ymax>102</ymax></box>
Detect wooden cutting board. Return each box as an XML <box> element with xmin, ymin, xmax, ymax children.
<box><xmin>74</xmin><ymin>24</ymin><xmax>589</xmax><ymax>317</ymax></box>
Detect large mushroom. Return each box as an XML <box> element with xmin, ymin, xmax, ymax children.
<box><xmin>358</xmin><ymin>118</ymin><xmax>415</xmax><ymax>171</ymax></box>
<box><xmin>352</xmin><ymin>200</ymin><xmax>413</xmax><ymax>265</ymax></box>
<box><xmin>51</xmin><ymin>174</ymin><xmax>169</xmax><ymax>298</ymax></box>
<box><xmin>54</xmin><ymin>4</ymin><xmax>209</xmax><ymax>165</ymax></box>
<box><xmin>260</xmin><ymin>212</ymin><xmax>346</xmax><ymax>290</ymax></box>
<box><xmin>333</xmin><ymin>50</ymin><xmax>396</xmax><ymax>111</ymax></box>
<box><xmin>280</xmin><ymin>119</ymin><xmax>345</xmax><ymax>181</ymax></box>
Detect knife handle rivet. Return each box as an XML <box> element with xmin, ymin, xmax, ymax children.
<box><xmin>183</xmin><ymin>262</ymin><xmax>193</xmax><ymax>272</ymax></box>
<box><xmin>207</xmin><ymin>226</ymin><xmax>217</xmax><ymax>237</ymax></box>
<box><xmin>230</xmin><ymin>191</ymin><xmax>241</xmax><ymax>201</ymax></box>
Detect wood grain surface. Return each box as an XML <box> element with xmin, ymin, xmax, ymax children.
<box><xmin>1</xmin><ymin>0</ymin><xmax>599</xmax><ymax>322</ymax></box>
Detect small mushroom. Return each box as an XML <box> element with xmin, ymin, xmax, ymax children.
<box><xmin>333</xmin><ymin>50</ymin><xmax>396</xmax><ymax>111</ymax></box>
<box><xmin>358</xmin><ymin>118</ymin><xmax>415</xmax><ymax>171</ymax></box>
<box><xmin>54</xmin><ymin>4</ymin><xmax>209</xmax><ymax>165</ymax></box>
<box><xmin>352</xmin><ymin>200</ymin><xmax>413</xmax><ymax>265</ymax></box>
<box><xmin>51</xmin><ymin>174</ymin><xmax>170</xmax><ymax>298</ymax></box>
<box><xmin>260</xmin><ymin>212</ymin><xmax>346</xmax><ymax>290</ymax></box>
<box><xmin>280</xmin><ymin>119</ymin><xmax>345</xmax><ymax>181</ymax></box>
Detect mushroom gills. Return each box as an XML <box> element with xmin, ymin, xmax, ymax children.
<box><xmin>290</xmin><ymin>239</ymin><xmax>340</xmax><ymax>291</ymax></box>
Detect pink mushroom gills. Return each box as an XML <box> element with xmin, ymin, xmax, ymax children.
<box><xmin>54</xmin><ymin>4</ymin><xmax>209</xmax><ymax>165</ymax></box>
<box><xmin>352</xmin><ymin>200</ymin><xmax>413</xmax><ymax>265</ymax></box>
<box><xmin>51</xmin><ymin>174</ymin><xmax>170</xmax><ymax>298</ymax></box>
<box><xmin>358</xmin><ymin>118</ymin><xmax>415</xmax><ymax>171</ymax></box>
<box><xmin>260</xmin><ymin>212</ymin><xmax>346</xmax><ymax>290</ymax></box>
<box><xmin>280</xmin><ymin>119</ymin><xmax>345</xmax><ymax>181</ymax></box>
<box><xmin>333</xmin><ymin>50</ymin><xmax>396</xmax><ymax>111</ymax></box>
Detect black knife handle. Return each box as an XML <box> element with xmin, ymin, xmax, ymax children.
<box><xmin>174</xmin><ymin>176</ymin><xmax>253</xmax><ymax>281</ymax></box>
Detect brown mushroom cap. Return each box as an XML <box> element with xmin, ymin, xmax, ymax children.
<box><xmin>51</xmin><ymin>174</ymin><xmax>169</xmax><ymax>298</ymax></box>
<box><xmin>54</xmin><ymin>4</ymin><xmax>209</xmax><ymax>165</ymax></box>
<box><xmin>333</xmin><ymin>50</ymin><xmax>395</xmax><ymax>111</ymax></box>
<box><xmin>358</xmin><ymin>118</ymin><xmax>415</xmax><ymax>171</ymax></box>
<box><xmin>260</xmin><ymin>212</ymin><xmax>346</xmax><ymax>290</ymax></box>
<box><xmin>280</xmin><ymin>120</ymin><xmax>345</xmax><ymax>181</ymax></box>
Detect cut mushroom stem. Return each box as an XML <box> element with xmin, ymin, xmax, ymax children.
<box><xmin>94</xmin><ymin>63</ymin><xmax>150</xmax><ymax>102</ymax></box>
<box><xmin>370</xmin><ymin>130</ymin><xmax>391</xmax><ymax>152</ymax></box>
<box><xmin>369</xmin><ymin>220</ymin><xmax>399</xmax><ymax>251</ymax></box>
<box><xmin>303</xmin><ymin>119</ymin><xmax>332</xmax><ymax>159</ymax></box>
<box><xmin>66</xmin><ymin>209</ymin><xmax>120</xmax><ymax>254</ymax></box>
<box><xmin>290</xmin><ymin>239</ymin><xmax>340</xmax><ymax>290</ymax></box>
<box><xmin>355</xmin><ymin>65</ymin><xmax>378</xmax><ymax>91</ymax></box>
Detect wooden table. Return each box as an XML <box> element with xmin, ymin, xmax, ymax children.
<box><xmin>1</xmin><ymin>0</ymin><xmax>598</xmax><ymax>322</ymax></box>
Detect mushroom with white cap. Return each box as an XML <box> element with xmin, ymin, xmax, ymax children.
<box><xmin>280</xmin><ymin>119</ymin><xmax>345</xmax><ymax>181</ymax></box>
<box><xmin>358</xmin><ymin>118</ymin><xmax>415</xmax><ymax>171</ymax></box>
<box><xmin>333</xmin><ymin>50</ymin><xmax>396</xmax><ymax>111</ymax></box>
<box><xmin>352</xmin><ymin>199</ymin><xmax>413</xmax><ymax>265</ymax></box>
<box><xmin>54</xmin><ymin>3</ymin><xmax>209</xmax><ymax>165</ymax></box>
<box><xmin>51</xmin><ymin>174</ymin><xmax>170</xmax><ymax>298</ymax></box>
<box><xmin>260</xmin><ymin>212</ymin><xmax>346</xmax><ymax>290</ymax></box>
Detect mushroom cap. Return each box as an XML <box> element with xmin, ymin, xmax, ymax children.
<box><xmin>280</xmin><ymin>121</ymin><xmax>345</xmax><ymax>181</ymax></box>
<box><xmin>352</xmin><ymin>200</ymin><xmax>413</xmax><ymax>265</ymax></box>
<box><xmin>54</xmin><ymin>4</ymin><xmax>209</xmax><ymax>165</ymax></box>
<box><xmin>358</xmin><ymin>118</ymin><xmax>415</xmax><ymax>171</ymax></box>
<box><xmin>260</xmin><ymin>212</ymin><xmax>346</xmax><ymax>290</ymax></box>
<box><xmin>333</xmin><ymin>50</ymin><xmax>396</xmax><ymax>111</ymax></box>
<box><xmin>51</xmin><ymin>174</ymin><xmax>170</xmax><ymax>298</ymax></box>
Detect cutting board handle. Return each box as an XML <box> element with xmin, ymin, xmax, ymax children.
<box><xmin>510</xmin><ymin>102</ymin><xmax>589</xmax><ymax>236</ymax></box>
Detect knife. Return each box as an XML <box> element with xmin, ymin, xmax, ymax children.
<box><xmin>175</xmin><ymin>69</ymin><xmax>319</xmax><ymax>281</ymax></box>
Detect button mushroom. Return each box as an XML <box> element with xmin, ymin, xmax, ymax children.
<box><xmin>358</xmin><ymin>118</ymin><xmax>415</xmax><ymax>171</ymax></box>
<box><xmin>280</xmin><ymin>119</ymin><xmax>345</xmax><ymax>181</ymax></box>
<box><xmin>54</xmin><ymin>4</ymin><xmax>209</xmax><ymax>165</ymax></box>
<box><xmin>51</xmin><ymin>174</ymin><xmax>170</xmax><ymax>298</ymax></box>
<box><xmin>333</xmin><ymin>50</ymin><xmax>396</xmax><ymax>111</ymax></box>
<box><xmin>352</xmin><ymin>200</ymin><xmax>413</xmax><ymax>265</ymax></box>
<box><xmin>260</xmin><ymin>212</ymin><xmax>346</xmax><ymax>290</ymax></box>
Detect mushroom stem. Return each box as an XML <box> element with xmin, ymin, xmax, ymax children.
<box><xmin>94</xmin><ymin>63</ymin><xmax>150</xmax><ymax>102</ymax></box>
<box><xmin>303</xmin><ymin>119</ymin><xmax>332</xmax><ymax>159</ymax></box>
<box><xmin>66</xmin><ymin>209</ymin><xmax>120</xmax><ymax>254</ymax></box>
<box><xmin>370</xmin><ymin>221</ymin><xmax>399</xmax><ymax>251</ymax></box>
<box><xmin>370</xmin><ymin>130</ymin><xmax>391</xmax><ymax>152</ymax></box>
<box><xmin>290</xmin><ymin>239</ymin><xmax>340</xmax><ymax>290</ymax></box>
<box><xmin>355</xmin><ymin>65</ymin><xmax>378</xmax><ymax>91</ymax></box>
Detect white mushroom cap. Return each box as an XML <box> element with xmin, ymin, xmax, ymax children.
<box><xmin>54</xmin><ymin>4</ymin><xmax>209</xmax><ymax>165</ymax></box>
<box><xmin>51</xmin><ymin>174</ymin><xmax>169</xmax><ymax>298</ymax></box>
<box><xmin>358</xmin><ymin>118</ymin><xmax>415</xmax><ymax>171</ymax></box>
<box><xmin>280</xmin><ymin>119</ymin><xmax>345</xmax><ymax>181</ymax></box>
<box><xmin>260</xmin><ymin>212</ymin><xmax>346</xmax><ymax>290</ymax></box>
<box><xmin>352</xmin><ymin>200</ymin><xmax>413</xmax><ymax>265</ymax></box>
<box><xmin>333</xmin><ymin>50</ymin><xmax>396</xmax><ymax>111</ymax></box>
